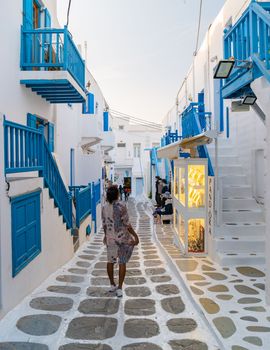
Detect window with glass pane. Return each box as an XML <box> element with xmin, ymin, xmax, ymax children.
<box><xmin>188</xmin><ymin>165</ymin><xmax>206</xmax><ymax>208</ymax></box>
<box><xmin>188</xmin><ymin>218</ymin><xmax>205</xmax><ymax>253</ymax></box>
<box><xmin>133</xmin><ymin>143</ymin><xmax>141</xmax><ymax>158</ymax></box>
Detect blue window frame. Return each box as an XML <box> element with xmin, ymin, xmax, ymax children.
<box><xmin>82</xmin><ymin>93</ymin><xmax>95</xmax><ymax>114</ymax></box>
<box><xmin>11</xmin><ymin>190</ymin><xmax>42</xmax><ymax>277</ymax></box>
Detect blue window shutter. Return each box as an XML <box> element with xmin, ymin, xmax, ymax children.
<box><xmin>103</xmin><ymin>112</ymin><xmax>109</xmax><ymax>131</ymax></box>
<box><xmin>48</xmin><ymin>122</ymin><xmax>55</xmax><ymax>152</ymax></box>
<box><xmin>27</xmin><ymin>113</ymin><xmax>37</xmax><ymax>128</ymax></box>
<box><xmin>11</xmin><ymin>190</ymin><xmax>41</xmax><ymax>277</ymax></box>
<box><xmin>82</xmin><ymin>93</ymin><xmax>95</xmax><ymax>114</ymax></box>
<box><xmin>89</xmin><ymin>93</ymin><xmax>95</xmax><ymax>114</ymax></box>
<box><xmin>23</xmin><ymin>0</ymin><xmax>33</xmax><ymax>29</ymax></box>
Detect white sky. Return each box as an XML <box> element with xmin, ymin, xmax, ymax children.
<box><xmin>57</xmin><ymin>0</ymin><xmax>225</xmax><ymax>122</ymax></box>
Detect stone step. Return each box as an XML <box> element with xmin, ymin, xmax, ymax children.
<box><xmin>223</xmin><ymin>198</ymin><xmax>260</xmax><ymax>210</ymax></box>
<box><xmin>218</xmin><ymin>155</ymin><xmax>240</xmax><ymax>165</ymax></box>
<box><xmin>215</xmin><ymin>222</ymin><xmax>265</xmax><ymax>236</ymax></box>
<box><xmin>208</xmin><ymin>147</ymin><xmax>237</xmax><ymax>156</ymax></box>
<box><xmin>223</xmin><ymin>185</ymin><xmax>252</xmax><ymax>198</ymax></box>
<box><xmin>216</xmin><ymin>252</ymin><xmax>265</xmax><ymax>266</ymax></box>
<box><xmin>222</xmin><ymin>175</ymin><xmax>248</xmax><ymax>185</ymax></box>
<box><xmin>222</xmin><ymin>210</ymin><xmax>264</xmax><ymax>223</ymax></box>
<box><xmin>219</xmin><ymin>165</ymin><xmax>243</xmax><ymax>175</ymax></box>
<box><xmin>214</xmin><ymin>236</ymin><xmax>265</xmax><ymax>253</ymax></box>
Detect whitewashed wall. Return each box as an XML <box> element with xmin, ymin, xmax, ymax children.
<box><xmin>163</xmin><ymin>0</ymin><xmax>267</xmax><ymax>197</ymax></box>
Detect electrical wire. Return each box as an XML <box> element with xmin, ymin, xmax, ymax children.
<box><xmin>110</xmin><ymin>112</ymin><xmax>162</xmax><ymax>131</ymax></box>
<box><xmin>194</xmin><ymin>0</ymin><xmax>203</xmax><ymax>56</ymax></box>
<box><xmin>111</xmin><ymin>114</ymin><xmax>162</xmax><ymax>131</ymax></box>
<box><xmin>110</xmin><ymin>109</ymin><xmax>162</xmax><ymax>129</ymax></box>
<box><xmin>66</xmin><ymin>0</ymin><xmax>72</xmax><ymax>27</ymax></box>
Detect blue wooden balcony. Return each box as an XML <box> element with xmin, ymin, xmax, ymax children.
<box><xmin>222</xmin><ymin>1</ymin><xmax>270</xmax><ymax>99</ymax></box>
<box><xmin>20</xmin><ymin>26</ymin><xmax>86</xmax><ymax>103</ymax></box>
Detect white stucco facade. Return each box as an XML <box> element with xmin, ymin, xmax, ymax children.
<box><xmin>0</xmin><ymin>0</ymin><xmax>115</xmax><ymax>319</ymax></box>
<box><xmin>161</xmin><ymin>0</ymin><xmax>269</xmax><ymax>303</ymax></box>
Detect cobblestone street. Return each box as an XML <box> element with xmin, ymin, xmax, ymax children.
<box><xmin>0</xmin><ymin>200</ymin><xmax>219</xmax><ymax>350</ymax></box>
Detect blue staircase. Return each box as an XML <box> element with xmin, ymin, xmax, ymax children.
<box><xmin>222</xmin><ymin>0</ymin><xmax>270</xmax><ymax>99</ymax></box>
<box><xmin>181</xmin><ymin>95</ymin><xmax>214</xmax><ymax>176</ymax></box>
<box><xmin>4</xmin><ymin>119</ymin><xmax>72</xmax><ymax>229</ymax></box>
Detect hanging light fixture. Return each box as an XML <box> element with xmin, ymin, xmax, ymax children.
<box><xmin>242</xmin><ymin>95</ymin><xmax>257</xmax><ymax>106</ymax></box>
<box><xmin>214</xmin><ymin>60</ymin><xmax>235</xmax><ymax>79</ymax></box>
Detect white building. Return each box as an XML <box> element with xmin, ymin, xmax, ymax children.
<box><xmin>112</xmin><ymin>115</ymin><xmax>162</xmax><ymax>198</ymax></box>
<box><xmin>0</xmin><ymin>0</ymin><xmax>115</xmax><ymax>319</ymax></box>
<box><xmin>157</xmin><ymin>0</ymin><xmax>270</xmax><ymax>303</ymax></box>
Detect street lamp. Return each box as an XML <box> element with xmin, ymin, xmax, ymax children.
<box><xmin>214</xmin><ymin>60</ymin><xmax>235</xmax><ymax>79</ymax></box>
<box><xmin>242</xmin><ymin>95</ymin><xmax>257</xmax><ymax>106</ymax></box>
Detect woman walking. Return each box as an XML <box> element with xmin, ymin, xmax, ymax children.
<box><xmin>102</xmin><ymin>185</ymin><xmax>139</xmax><ymax>297</ymax></box>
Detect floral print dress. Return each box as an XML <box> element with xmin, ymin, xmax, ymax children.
<box><xmin>102</xmin><ymin>201</ymin><xmax>134</xmax><ymax>264</ymax></box>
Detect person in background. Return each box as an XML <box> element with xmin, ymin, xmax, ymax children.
<box><xmin>161</xmin><ymin>179</ymin><xmax>169</xmax><ymax>194</ymax></box>
<box><xmin>153</xmin><ymin>191</ymin><xmax>173</xmax><ymax>224</ymax></box>
<box><xmin>155</xmin><ymin>176</ymin><xmax>160</xmax><ymax>205</ymax></box>
<box><xmin>119</xmin><ymin>184</ymin><xmax>123</xmax><ymax>200</ymax></box>
<box><xmin>157</xmin><ymin>179</ymin><xmax>163</xmax><ymax>206</ymax></box>
<box><xmin>102</xmin><ymin>185</ymin><xmax>139</xmax><ymax>297</ymax></box>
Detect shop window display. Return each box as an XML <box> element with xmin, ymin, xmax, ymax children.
<box><xmin>173</xmin><ymin>158</ymin><xmax>208</xmax><ymax>256</ymax></box>
<box><xmin>188</xmin><ymin>165</ymin><xmax>205</xmax><ymax>208</ymax></box>
<box><xmin>188</xmin><ymin>218</ymin><xmax>205</xmax><ymax>253</ymax></box>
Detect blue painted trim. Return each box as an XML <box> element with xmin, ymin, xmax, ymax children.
<box><xmin>226</xmin><ymin>107</ymin><xmax>230</xmax><ymax>138</ymax></box>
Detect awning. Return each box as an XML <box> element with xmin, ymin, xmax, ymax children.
<box><xmin>157</xmin><ymin>130</ymin><xmax>217</xmax><ymax>159</ymax></box>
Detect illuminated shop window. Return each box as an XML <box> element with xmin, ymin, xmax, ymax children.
<box><xmin>174</xmin><ymin>168</ymin><xmax>179</xmax><ymax>200</ymax></box>
<box><xmin>179</xmin><ymin>166</ymin><xmax>185</xmax><ymax>206</ymax></box>
<box><xmin>188</xmin><ymin>218</ymin><xmax>205</xmax><ymax>253</ymax></box>
<box><xmin>188</xmin><ymin>165</ymin><xmax>205</xmax><ymax>208</ymax></box>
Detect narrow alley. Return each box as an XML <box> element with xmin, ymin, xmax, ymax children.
<box><xmin>0</xmin><ymin>199</ymin><xmax>219</xmax><ymax>350</ymax></box>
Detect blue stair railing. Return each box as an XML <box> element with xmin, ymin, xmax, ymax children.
<box><xmin>91</xmin><ymin>180</ymin><xmax>101</xmax><ymax>233</ymax></box>
<box><xmin>4</xmin><ymin>119</ymin><xmax>72</xmax><ymax>229</ymax></box>
<box><xmin>74</xmin><ymin>185</ymin><xmax>92</xmax><ymax>228</ymax></box>
<box><xmin>181</xmin><ymin>102</ymin><xmax>214</xmax><ymax>176</ymax></box>
<box><xmin>223</xmin><ymin>1</ymin><xmax>270</xmax><ymax>98</ymax></box>
<box><xmin>4</xmin><ymin>119</ymin><xmax>44</xmax><ymax>174</ymax></box>
<box><xmin>21</xmin><ymin>26</ymin><xmax>85</xmax><ymax>90</ymax></box>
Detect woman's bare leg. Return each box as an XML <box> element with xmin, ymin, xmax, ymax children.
<box><xmin>107</xmin><ymin>263</ymin><xmax>115</xmax><ymax>285</ymax></box>
<box><xmin>118</xmin><ymin>263</ymin><xmax>126</xmax><ymax>289</ymax></box>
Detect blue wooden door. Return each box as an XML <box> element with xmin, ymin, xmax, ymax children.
<box><xmin>11</xmin><ymin>191</ymin><xmax>41</xmax><ymax>277</ymax></box>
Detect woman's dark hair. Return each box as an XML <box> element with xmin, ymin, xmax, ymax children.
<box><xmin>106</xmin><ymin>185</ymin><xmax>119</xmax><ymax>204</ymax></box>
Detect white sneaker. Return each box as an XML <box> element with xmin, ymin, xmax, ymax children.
<box><xmin>116</xmin><ymin>288</ymin><xmax>123</xmax><ymax>298</ymax></box>
<box><xmin>109</xmin><ymin>285</ymin><xmax>117</xmax><ymax>293</ymax></box>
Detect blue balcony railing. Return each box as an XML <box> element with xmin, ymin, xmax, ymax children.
<box><xmin>21</xmin><ymin>26</ymin><xmax>85</xmax><ymax>90</ymax></box>
<box><xmin>4</xmin><ymin>119</ymin><xmax>72</xmax><ymax>229</ymax></box>
<box><xmin>223</xmin><ymin>1</ymin><xmax>270</xmax><ymax>98</ymax></box>
<box><xmin>182</xmin><ymin>103</ymin><xmax>212</xmax><ymax>139</ymax></box>
<box><xmin>181</xmin><ymin>102</ymin><xmax>214</xmax><ymax>176</ymax></box>
<box><xmin>161</xmin><ymin>130</ymin><xmax>182</xmax><ymax>146</ymax></box>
